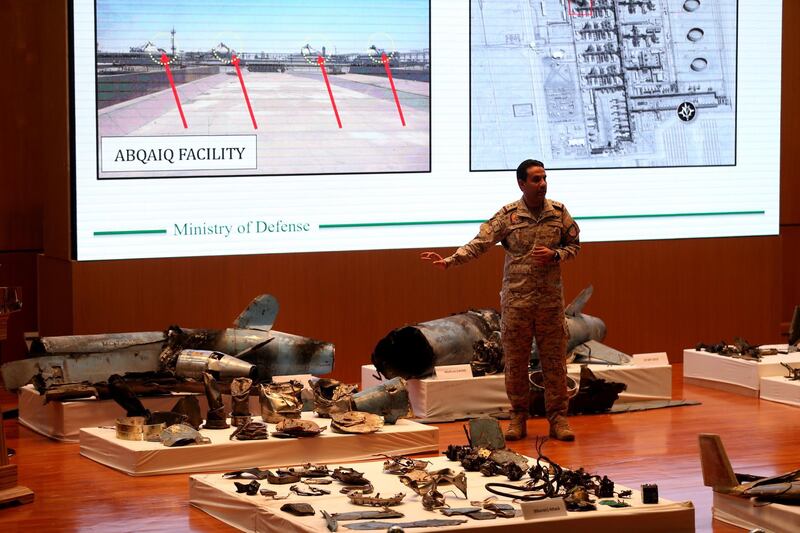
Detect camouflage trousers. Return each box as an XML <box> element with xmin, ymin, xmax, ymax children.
<box><xmin>501</xmin><ymin>304</ymin><xmax>568</xmax><ymax>422</ymax></box>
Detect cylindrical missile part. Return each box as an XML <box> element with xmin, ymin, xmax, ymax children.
<box><xmin>372</xmin><ymin>309</ymin><xmax>501</xmax><ymax>379</ymax></box>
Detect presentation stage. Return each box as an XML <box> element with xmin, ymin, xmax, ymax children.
<box><xmin>71</xmin><ymin>0</ymin><xmax>781</xmax><ymax>261</ymax></box>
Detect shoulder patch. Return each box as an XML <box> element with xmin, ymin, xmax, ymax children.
<box><xmin>501</xmin><ymin>201</ymin><xmax>518</xmax><ymax>214</ymax></box>
<box><xmin>550</xmin><ymin>200</ymin><xmax>564</xmax><ymax>210</ymax></box>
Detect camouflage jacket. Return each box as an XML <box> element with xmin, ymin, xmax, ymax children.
<box><xmin>444</xmin><ymin>198</ymin><xmax>580</xmax><ymax>308</ymax></box>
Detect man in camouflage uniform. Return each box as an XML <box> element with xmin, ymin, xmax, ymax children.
<box><xmin>422</xmin><ymin>160</ymin><xmax>580</xmax><ymax>441</ymax></box>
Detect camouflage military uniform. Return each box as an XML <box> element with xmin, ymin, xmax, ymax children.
<box><xmin>444</xmin><ymin>198</ymin><xmax>580</xmax><ymax>423</ymax></box>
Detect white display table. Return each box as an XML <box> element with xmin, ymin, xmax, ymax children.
<box><xmin>759</xmin><ymin>375</ymin><xmax>800</xmax><ymax>407</ymax></box>
<box><xmin>17</xmin><ymin>385</ymin><xmax>213</xmax><ymax>443</ymax></box>
<box><xmin>682</xmin><ymin>348</ymin><xmax>800</xmax><ymax>396</ymax></box>
<box><xmin>190</xmin><ymin>455</ymin><xmax>695</xmax><ymax>533</ymax></box>
<box><xmin>713</xmin><ymin>492</ymin><xmax>799</xmax><ymax>533</ymax></box>
<box><xmin>79</xmin><ymin>413</ymin><xmax>438</xmax><ymax>476</ymax></box>
<box><xmin>361</xmin><ymin>361</ymin><xmax>672</xmax><ymax>423</ymax></box>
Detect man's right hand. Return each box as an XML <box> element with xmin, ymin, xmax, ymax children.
<box><xmin>420</xmin><ymin>251</ymin><xmax>448</xmax><ymax>270</ymax></box>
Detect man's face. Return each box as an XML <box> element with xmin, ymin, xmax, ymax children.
<box><xmin>518</xmin><ymin>165</ymin><xmax>547</xmax><ymax>206</ymax></box>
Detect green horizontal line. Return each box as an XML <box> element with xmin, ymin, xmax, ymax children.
<box><xmin>93</xmin><ymin>229</ymin><xmax>167</xmax><ymax>236</ymax></box>
<box><xmin>319</xmin><ymin>211</ymin><xmax>765</xmax><ymax>229</ymax></box>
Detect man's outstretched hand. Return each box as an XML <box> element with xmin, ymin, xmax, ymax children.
<box><xmin>420</xmin><ymin>251</ymin><xmax>448</xmax><ymax>270</ymax></box>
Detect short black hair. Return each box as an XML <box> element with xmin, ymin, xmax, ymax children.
<box><xmin>516</xmin><ymin>159</ymin><xmax>544</xmax><ymax>182</ymax></box>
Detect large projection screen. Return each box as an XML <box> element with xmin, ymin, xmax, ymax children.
<box><xmin>71</xmin><ymin>0</ymin><xmax>781</xmax><ymax>261</ymax></box>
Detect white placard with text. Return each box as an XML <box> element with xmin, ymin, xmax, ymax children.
<box><xmin>632</xmin><ymin>352</ymin><xmax>670</xmax><ymax>367</ymax></box>
<box><xmin>520</xmin><ymin>498</ymin><xmax>568</xmax><ymax>520</ymax></box>
<box><xmin>434</xmin><ymin>364</ymin><xmax>473</xmax><ymax>380</ymax></box>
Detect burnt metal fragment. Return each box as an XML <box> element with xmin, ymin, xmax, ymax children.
<box><xmin>332</xmin><ymin>467</ymin><xmax>370</xmax><ymax>485</ymax></box>
<box><xmin>641</xmin><ymin>483</ymin><xmax>659</xmax><ymax>504</ymax></box>
<box><xmin>340</xmin><ymin>483</ymin><xmax>374</xmax><ymax>495</ymax></box>
<box><xmin>466</xmin><ymin>416</ymin><xmax>505</xmax><ymax>450</ymax></box>
<box><xmin>331</xmin><ymin>411</ymin><xmax>384</xmax><ymax>434</ymax></box>
<box><xmin>160</xmin><ymin>423</ymin><xmax>211</xmax><ymax>446</ymax></box>
<box><xmin>266</xmin><ymin>470</ymin><xmax>301</xmax><ymax>485</ymax></box>
<box><xmin>259</xmin><ymin>384</ymin><xmax>302</xmax><ymax>424</ymax></box>
<box><xmin>259</xmin><ymin>488</ymin><xmax>288</xmax><ymax>500</ymax></box>
<box><xmin>290</xmin><ymin>484</ymin><xmax>330</xmax><ymax>496</ymax></box>
<box><xmin>115</xmin><ymin>416</ymin><xmax>165</xmax><ymax>441</ymax></box>
<box><xmin>234</xmin><ymin>480</ymin><xmax>260</xmax><ymax>495</ymax></box>
<box><xmin>321</xmin><ymin>510</ymin><xmax>338</xmax><ymax>532</ymax></box>
<box><xmin>201</xmin><ymin>372</ymin><xmax>229</xmax><ymax>429</ymax></box>
<box><xmin>351</xmin><ymin>377</ymin><xmax>411</xmax><ymax>424</ymax></box>
<box><xmin>230</xmin><ymin>377</ymin><xmax>253</xmax><ymax>427</ymax></box>
<box><xmin>229</xmin><ymin>421</ymin><xmax>268</xmax><ymax>441</ymax></box>
<box><xmin>781</xmin><ymin>362</ymin><xmax>800</xmax><ymax>381</ymax></box>
<box><xmin>170</xmin><ymin>395</ymin><xmax>203</xmax><ymax>429</ymax></box>
<box><xmin>331</xmin><ymin>509</ymin><xmax>405</xmax><ymax>521</ymax></box>
<box><xmin>312</xmin><ymin>378</ymin><xmax>357</xmax><ymax>417</ymax></box>
<box><xmin>223</xmin><ymin>467</ymin><xmax>270</xmax><ymax>480</ymax></box>
<box><xmin>281</xmin><ymin>503</ymin><xmax>316</xmax><ymax>516</ymax></box>
<box><xmin>471</xmin><ymin>332</ymin><xmax>504</xmax><ymax>376</ymax></box>
<box><xmin>279</xmin><ymin>464</ymin><xmax>331</xmax><ymax>478</ymax></box>
<box><xmin>439</xmin><ymin>507</ymin><xmax>481</xmax><ymax>516</ymax></box>
<box><xmin>108</xmin><ymin>374</ymin><xmax>150</xmax><ymax>418</ymax></box>
<box><xmin>347</xmin><ymin>492</ymin><xmax>405</xmax><ymax>507</ymax></box>
<box><xmin>271</xmin><ymin>418</ymin><xmax>325</xmax><ymax>438</ymax></box>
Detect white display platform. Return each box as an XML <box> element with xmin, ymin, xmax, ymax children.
<box><xmin>683</xmin><ymin>348</ymin><xmax>800</xmax><ymax>396</ymax></box>
<box><xmin>190</xmin><ymin>455</ymin><xmax>695</xmax><ymax>533</ymax></box>
<box><xmin>79</xmin><ymin>412</ymin><xmax>438</xmax><ymax>476</ymax></box>
<box><xmin>361</xmin><ymin>362</ymin><xmax>672</xmax><ymax>423</ymax></box>
<box><xmin>17</xmin><ymin>384</ymin><xmax>263</xmax><ymax>443</ymax></box>
<box><xmin>712</xmin><ymin>492</ymin><xmax>799</xmax><ymax>533</ymax></box>
<box><xmin>759</xmin><ymin>376</ymin><xmax>800</xmax><ymax>408</ymax></box>
<box><xmin>18</xmin><ymin>385</ymin><xmax>208</xmax><ymax>443</ymax></box>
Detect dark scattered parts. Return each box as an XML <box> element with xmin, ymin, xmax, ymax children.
<box><xmin>271</xmin><ymin>418</ymin><xmax>326</xmax><ymax>438</ymax></box>
<box><xmin>599</xmin><ymin>499</ymin><xmax>631</xmax><ymax>508</ymax></box>
<box><xmin>695</xmin><ymin>337</ymin><xmax>786</xmax><ymax>361</ymax></box>
<box><xmin>343</xmin><ymin>519</ymin><xmax>467</xmax><ymax>530</ymax></box>
<box><xmin>229</xmin><ymin>420</ymin><xmax>269</xmax><ymax>441</ymax></box>
<box><xmin>449</xmin><ymin>436</ymin><xmax>624</xmax><ymax>511</ymax></box>
<box><xmin>281</xmin><ymin>503</ymin><xmax>316</xmax><ymax>516</ymax></box>
<box><xmin>234</xmin><ymin>480</ymin><xmax>260</xmax><ymax>496</ymax></box>
<box><xmin>530</xmin><ymin>365</ymin><xmax>626</xmax><ymax>416</ymax></box>
<box><xmin>267</xmin><ymin>470</ymin><xmax>301</xmax><ymax>485</ymax></box>
<box><xmin>471</xmin><ymin>331</ymin><xmax>504</xmax><ymax>376</ymax></box>
<box><xmin>781</xmin><ymin>362</ymin><xmax>800</xmax><ymax>381</ymax></box>
<box><xmin>641</xmin><ymin>483</ymin><xmax>659</xmax><ymax>504</ymax></box>
<box><xmin>321</xmin><ymin>510</ymin><xmax>338</xmax><ymax>532</ymax></box>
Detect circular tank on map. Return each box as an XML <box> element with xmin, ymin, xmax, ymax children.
<box><xmin>683</xmin><ymin>0</ymin><xmax>701</xmax><ymax>12</ymax></box>
<box><xmin>687</xmin><ymin>28</ymin><xmax>705</xmax><ymax>42</ymax></box>
<box><xmin>690</xmin><ymin>58</ymin><xmax>708</xmax><ymax>72</ymax></box>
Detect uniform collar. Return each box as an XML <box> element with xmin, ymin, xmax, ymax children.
<box><xmin>517</xmin><ymin>197</ymin><xmax>554</xmax><ymax>220</ymax></box>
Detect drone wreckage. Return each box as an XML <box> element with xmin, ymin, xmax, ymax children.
<box><xmin>220</xmin><ymin>417</ymin><xmax>637</xmax><ymax>531</ymax></box>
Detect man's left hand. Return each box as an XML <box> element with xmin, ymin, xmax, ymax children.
<box><xmin>532</xmin><ymin>245</ymin><xmax>556</xmax><ymax>264</ymax></box>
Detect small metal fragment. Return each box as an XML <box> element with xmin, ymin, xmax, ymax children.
<box><xmin>281</xmin><ymin>503</ymin><xmax>315</xmax><ymax>516</ymax></box>
<box><xmin>234</xmin><ymin>480</ymin><xmax>260</xmax><ymax>495</ymax></box>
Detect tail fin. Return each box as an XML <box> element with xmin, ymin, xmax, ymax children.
<box><xmin>789</xmin><ymin>305</ymin><xmax>800</xmax><ymax>346</ymax></box>
<box><xmin>233</xmin><ymin>294</ymin><xmax>279</xmax><ymax>331</ymax></box>
<box><xmin>565</xmin><ymin>285</ymin><xmax>593</xmax><ymax>317</ymax></box>
<box><xmin>698</xmin><ymin>434</ymin><xmax>738</xmax><ymax>491</ymax></box>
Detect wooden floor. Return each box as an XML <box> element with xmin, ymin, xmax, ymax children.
<box><xmin>0</xmin><ymin>364</ymin><xmax>797</xmax><ymax>532</ymax></box>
